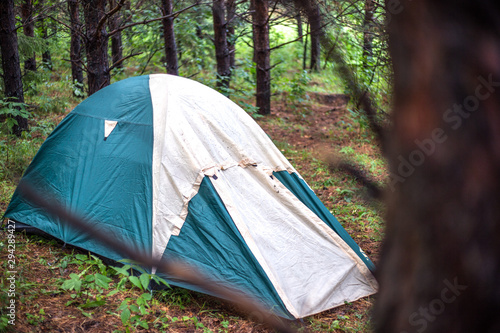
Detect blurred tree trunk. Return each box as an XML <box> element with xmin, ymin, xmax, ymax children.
<box><xmin>374</xmin><ymin>0</ymin><xmax>500</xmax><ymax>332</ymax></box>
<box><xmin>161</xmin><ymin>0</ymin><xmax>179</xmax><ymax>75</ymax></box>
<box><xmin>296</xmin><ymin>12</ymin><xmax>303</xmax><ymax>43</ymax></box>
<box><xmin>212</xmin><ymin>0</ymin><xmax>231</xmax><ymax>91</ymax></box>
<box><xmin>362</xmin><ymin>0</ymin><xmax>374</xmax><ymax>68</ymax></box>
<box><xmin>249</xmin><ymin>0</ymin><xmax>256</xmax><ymax>64</ymax></box>
<box><xmin>0</xmin><ymin>0</ymin><xmax>28</xmax><ymax>135</ymax></box>
<box><xmin>108</xmin><ymin>0</ymin><xmax>123</xmax><ymax>69</ymax></box>
<box><xmin>308</xmin><ymin>1</ymin><xmax>320</xmax><ymax>72</ymax></box>
<box><xmin>302</xmin><ymin>22</ymin><xmax>308</xmax><ymax>70</ymax></box>
<box><xmin>40</xmin><ymin>18</ymin><xmax>53</xmax><ymax>70</ymax></box>
<box><xmin>21</xmin><ymin>0</ymin><xmax>36</xmax><ymax>72</ymax></box>
<box><xmin>82</xmin><ymin>0</ymin><xmax>110</xmax><ymax>95</ymax></box>
<box><xmin>251</xmin><ymin>0</ymin><xmax>271</xmax><ymax>115</ymax></box>
<box><xmin>226</xmin><ymin>0</ymin><xmax>236</xmax><ymax>70</ymax></box>
<box><xmin>68</xmin><ymin>0</ymin><xmax>84</xmax><ymax>87</ymax></box>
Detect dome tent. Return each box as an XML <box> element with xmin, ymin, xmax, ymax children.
<box><xmin>5</xmin><ymin>74</ymin><xmax>377</xmax><ymax>319</ymax></box>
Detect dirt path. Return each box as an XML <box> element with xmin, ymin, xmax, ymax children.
<box><xmin>259</xmin><ymin>93</ymin><xmax>352</xmax><ymax>152</ymax></box>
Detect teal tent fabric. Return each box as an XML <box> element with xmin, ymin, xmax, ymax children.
<box><xmin>5</xmin><ymin>76</ymin><xmax>154</xmax><ymax>261</ymax></box>
<box><xmin>159</xmin><ymin>176</ymin><xmax>292</xmax><ymax>318</ymax></box>
<box><xmin>272</xmin><ymin>171</ymin><xmax>375</xmax><ymax>272</ymax></box>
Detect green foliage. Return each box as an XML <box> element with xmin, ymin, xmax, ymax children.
<box><xmin>72</xmin><ymin>80</ymin><xmax>85</xmax><ymax>98</ymax></box>
<box><xmin>26</xmin><ymin>310</ymin><xmax>46</xmax><ymax>326</ymax></box>
<box><xmin>175</xmin><ymin>5</ymin><xmax>215</xmax><ymax>76</ymax></box>
<box><xmin>29</xmin><ymin>118</ymin><xmax>57</xmax><ymax>137</ymax></box>
<box><xmin>0</xmin><ymin>99</ymin><xmax>29</xmax><ymax>134</ymax></box>
<box><xmin>304</xmin><ymin>301</ymin><xmax>374</xmax><ymax>332</ymax></box>
<box><xmin>117</xmin><ymin>293</ymin><xmax>152</xmax><ymax>329</ymax></box>
<box><xmin>60</xmin><ymin>254</ymin><xmax>114</xmax><ymax>312</ymax></box>
<box><xmin>0</xmin><ymin>316</ymin><xmax>10</xmax><ymax>331</ymax></box>
<box><xmin>276</xmin><ymin>70</ymin><xmax>311</xmax><ymax>108</ymax></box>
<box><xmin>153</xmin><ymin>313</ymin><xmax>209</xmax><ymax>331</ymax></box>
<box><xmin>0</xmin><ymin>277</ymin><xmax>14</xmax><ymax>331</ymax></box>
<box><xmin>56</xmin><ymin>253</ymin><xmax>171</xmax><ymax>328</ymax></box>
<box><xmin>17</xmin><ymin>34</ymin><xmax>49</xmax><ymax>64</ymax></box>
<box><xmin>0</xmin><ymin>136</ymin><xmax>42</xmax><ymax>183</ymax></box>
<box><xmin>319</xmin><ymin>2</ymin><xmax>391</xmax><ymax>112</ymax></box>
<box><xmin>109</xmin><ymin>260</ymin><xmax>169</xmax><ymax>330</ymax></box>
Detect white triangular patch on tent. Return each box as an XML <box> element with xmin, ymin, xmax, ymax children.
<box><xmin>104</xmin><ymin>120</ymin><xmax>118</xmax><ymax>139</ymax></box>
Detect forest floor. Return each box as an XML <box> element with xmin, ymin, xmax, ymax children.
<box><xmin>0</xmin><ymin>92</ymin><xmax>386</xmax><ymax>332</ymax></box>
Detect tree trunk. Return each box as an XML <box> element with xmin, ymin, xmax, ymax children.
<box><xmin>309</xmin><ymin>2</ymin><xmax>321</xmax><ymax>72</ymax></box>
<box><xmin>296</xmin><ymin>12</ymin><xmax>303</xmax><ymax>43</ymax></box>
<box><xmin>108</xmin><ymin>0</ymin><xmax>123</xmax><ymax>69</ymax></box>
<box><xmin>249</xmin><ymin>0</ymin><xmax>256</xmax><ymax>65</ymax></box>
<box><xmin>226</xmin><ymin>0</ymin><xmax>236</xmax><ymax>70</ymax></box>
<box><xmin>0</xmin><ymin>0</ymin><xmax>27</xmax><ymax>135</ymax></box>
<box><xmin>362</xmin><ymin>0</ymin><xmax>374</xmax><ymax>68</ymax></box>
<box><xmin>302</xmin><ymin>22</ymin><xmax>309</xmax><ymax>70</ymax></box>
<box><xmin>212</xmin><ymin>0</ymin><xmax>231</xmax><ymax>91</ymax></box>
<box><xmin>68</xmin><ymin>0</ymin><xmax>84</xmax><ymax>87</ymax></box>
<box><xmin>161</xmin><ymin>0</ymin><xmax>179</xmax><ymax>75</ymax></box>
<box><xmin>374</xmin><ymin>0</ymin><xmax>500</xmax><ymax>332</ymax></box>
<box><xmin>40</xmin><ymin>18</ymin><xmax>53</xmax><ymax>70</ymax></box>
<box><xmin>251</xmin><ymin>0</ymin><xmax>271</xmax><ymax>115</ymax></box>
<box><xmin>82</xmin><ymin>0</ymin><xmax>110</xmax><ymax>95</ymax></box>
<box><xmin>21</xmin><ymin>0</ymin><xmax>36</xmax><ymax>72</ymax></box>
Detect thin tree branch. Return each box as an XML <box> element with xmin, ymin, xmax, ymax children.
<box><xmin>139</xmin><ymin>47</ymin><xmax>163</xmax><ymax>75</ymax></box>
<box><xmin>96</xmin><ymin>0</ymin><xmax>126</xmax><ymax>33</ymax></box>
<box><xmin>108</xmin><ymin>2</ymin><xmax>204</xmax><ymax>37</ymax></box>
<box><xmin>62</xmin><ymin>57</ymin><xmax>88</xmax><ymax>72</ymax></box>
<box><xmin>330</xmin><ymin>160</ymin><xmax>383</xmax><ymax>200</ymax></box>
<box><xmin>109</xmin><ymin>52</ymin><xmax>142</xmax><ymax>71</ymax></box>
<box><xmin>48</xmin><ymin>15</ymin><xmax>86</xmax><ymax>40</ymax></box>
<box><xmin>269</xmin><ymin>34</ymin><xmax>303</xmax><ymax>52</ymax></box>
<box><xmin>264</xmin><ymin>0</ymin><xmax>280</xmax><ymax>27</ymax></box>
<box><xmin>269</xmin><ymin>21</ymin><xmax>330</xmax><ymax>52</ymax></box>
<box><xmin>322</xmin><ymin>31</ymin><xmax>341</xmax><ymax>69</ymax></box>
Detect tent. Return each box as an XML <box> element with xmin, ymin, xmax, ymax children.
<box><xmin>4</xmin><ymin>74</ymin><xmax>377</xmax><ymax>319</ymax></box>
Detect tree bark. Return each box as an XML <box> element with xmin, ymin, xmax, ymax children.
<box><xmin>68</xmin><ymin>0</ymin><xmax>84</xmax><ymax>87</ymax></box>
<box><xmin>212</xmin><ymin>0</ymin><xmax>231</xmax><ymax>91</ymax></box>
<box><xmin>108</xmin><ymin>0</ymin><xmax>123</xmax><ymax>69</ymax></box>
<box><xmin>302</xmin><ymin>22</ymin><xmax>309</xmax><ymax>70</ymax></box>
<box><xmin>362</xmin><ymin>0</ymin><xmax>374</xmax><ymax>68</ymax></box>
<box><xmin>251</xmin><ymin>0</ymin><xmax>271</xmax><ymax>115</ymax></box>
<box><xmin>161</xmin><ymin>0</ymin><xmax>179</xmax><ymax>75</ymax></box>
<box><xmin>0</xmin><ymin>0</ymin><xmax>27</xmax><ymax>135</ymax></box>
<box><xmin>21</xmin><ymin>0</ymin><xmax>37</xmax><ymax>72</ymax></box>
<box><xmin>40</xmin><ymin>18</ymin><xmax>53</xmax><ymax>70</ymax></box>
<box><xmin>374</xmin><ymin>0</ymin><xmax>500</xmax><ymax>332</ymax></box>
<box><xmin>249</xmin><ymin>0</ymin><xmax>256</xmax><ymax>64</ymax></box>
<box><xmin>82</xmin><ymin>0</ymin><xmax>110</xmax><ymax>95</ymax></box>
<box><xmin>226</xmin><ymin>0</ymin><xmax>236</xmax><ymax>70</ymax></box>
<box><xmin>296</xmin><ymin>12</ymin><xmax>303</xmax><ymax>44</ymax></box>
<box><xmin>308</xmin><ymin>2</ymin><xmax>321</xmax><ymax>72</ymax></box>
